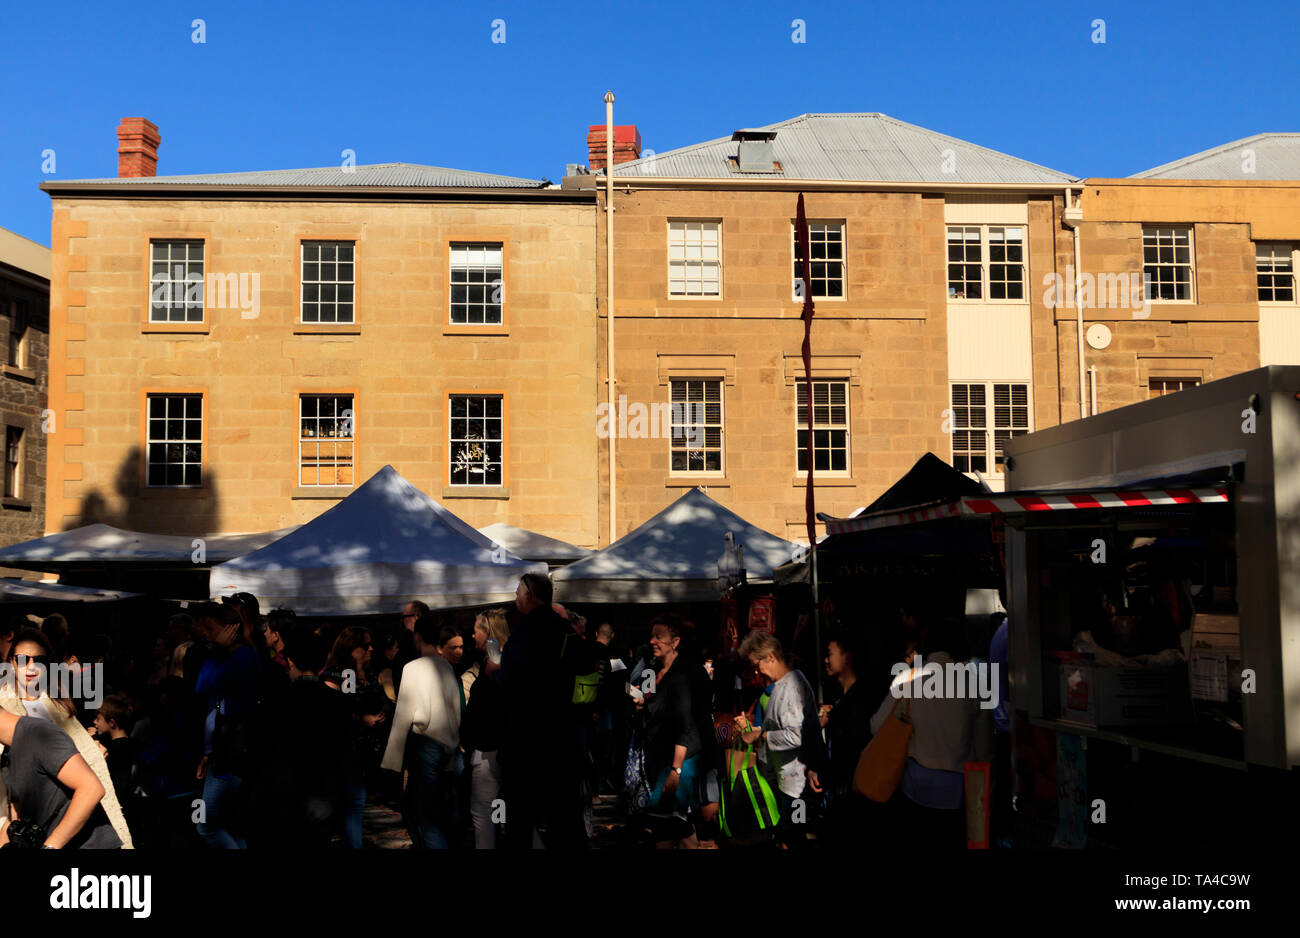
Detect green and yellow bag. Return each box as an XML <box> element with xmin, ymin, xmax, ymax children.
<box><xmin>718</xmin><ymin>742</ymin><xmax>781</xmax><ymax>839</ymax></box>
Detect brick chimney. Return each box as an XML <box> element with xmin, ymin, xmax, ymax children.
<box><xmin>117</xmin><ymin>117</ymin><xmax>161</xmax><ymax>178</ymax></box>
<box><xmin>587</xmin><ymin>124</ymin><xmax>641</xmax><ymax>172</ymax></box>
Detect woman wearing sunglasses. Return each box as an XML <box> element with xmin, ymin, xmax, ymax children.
<box><xmin>0</xmin><ymin>627</ymin><xmax>132</xmax><ymax>848</ymax></box>
<box><xmin>324</xmin><ymin>627</ymin><xmax>391</xmax><ymax>848</ymax></box>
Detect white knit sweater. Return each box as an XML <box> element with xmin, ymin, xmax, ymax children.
<box><xmin>381</xmin><ymin>656</ymin><xmax>461</xmax><ymax>772</ymax></box>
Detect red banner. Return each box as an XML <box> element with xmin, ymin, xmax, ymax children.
<box><xmin>748</xmin><ymin>594</ymin><xmax>776</xmax><ymax>635</ymax></box>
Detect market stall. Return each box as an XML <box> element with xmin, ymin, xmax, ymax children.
<box><xmin>810</xmin><ymin>454</ymin><xmax>1007</xmax><ymax>708</ymax></box>
<box><xmin>0</xmin><ymin>580</ymin><xmax>143</xmax><ymax>603</ymax></box>
<box><xmin>209</xmin><ymin>465</ymin><xmax>546</xmax><ymax>615</ymax></box>
<box><xmin>0</xmin><ymin>522</ymin><xmax>298</xmax><ymax>597</ymax></box>
<box><xmin>476</xmin><ymin>522</ymin><xmax>593</xmax><ymax>569</ymax></box>
<box><xmin>552</xmin><ymin>487</ymin><xmax>797</xmax><ymax>604</ymax></box>
<box><xmin>999</xmin><ymin>365</ymin><xmax>1300</xmax><ymax>848</ymax></box>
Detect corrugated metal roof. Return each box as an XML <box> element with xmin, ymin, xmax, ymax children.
<box><xmin>1131</xmin><ymin>134</ymin><xmax>1300</xmax><ymax>180</ymax></box>
<box><xmin>53</xmin><ymin>162</ymin><xmax>547</xmax><ymax>188</ymax></box>
<box><xmin>612</xmin><ymin>113</ymin><xmax>1078</xmax><ymax>183</ymax></box>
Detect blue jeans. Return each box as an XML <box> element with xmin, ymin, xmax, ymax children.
<box><xmin>198</xmin><ymin>772</ymin><xmax>247</xmax><ymax>849</ymax></box>
<box><xmin>403</xmin><ymin>735</ymin><xmax>453</xmax><ymax>850</ymax></box>
<box><xmin>342</xmin><ymin>758</ymin><xmax>366</xmax><ymax>849</ymax></box>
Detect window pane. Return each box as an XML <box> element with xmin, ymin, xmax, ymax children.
<box><xmin>449</xmin><ymin>242</ymin><xmax>504</xmax><ymax>323</ymax></box>
<box><xmin>669</xmin><ymin>223</ymin><xmax>721</xmax><ymax>296</ymax></box>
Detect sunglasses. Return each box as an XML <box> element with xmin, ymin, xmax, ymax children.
<box><xmin>11</xmin><ymin>654</ymin><xmax>53</xmax><ymax>668</ymax></box>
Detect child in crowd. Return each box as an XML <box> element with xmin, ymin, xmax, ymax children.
<box><xmin>92</xmin><ymin>692</ymin><xmax>138</xmax><ymax>810</ymax></box>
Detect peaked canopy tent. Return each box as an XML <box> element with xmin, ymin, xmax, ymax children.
<box><xmin>773</xmin><ymin>453</ymin><xmax>993</xmax><ymax>586</ymax></box>
<box><xmin>553</xmin><ymin>488</ymin><xmax>798</xmax><ymax>604</ymax></box>
<box><xmin>0</xmin><ymin>580</ymin><xmax>143</xmax><ymax>603</ymax></box>
<box><xmin>209</xmin><ymin>466</ymin><xmax>546</xmax><ymax>616</ymax></box>
<box><xmin>477</xmin><ymin>523</ymin><xmax>593</xmax><ymax>568</ymax></box>
<box><xmin>0</xmin><ymin>523</ymin><xmax>298</xmax><ymax>574</ymax></box>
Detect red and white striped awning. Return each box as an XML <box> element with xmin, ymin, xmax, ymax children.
<box><xmin>825</xmin><ymin>486</ymin><xmax>1230</xmax><ymax>535</ymax></box>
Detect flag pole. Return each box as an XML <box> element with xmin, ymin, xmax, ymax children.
<box><xmin>795</xmin><ymin>193</ymin><xmax>823</xmax><ymax>706</ymax></box>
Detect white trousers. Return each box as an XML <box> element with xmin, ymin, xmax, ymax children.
<box><xmin>469</xmin><ymin>749</ymin><xmax>504</xmax><ymax>849</ymax></box>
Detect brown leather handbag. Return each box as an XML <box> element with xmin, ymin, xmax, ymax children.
<box><xmin>852</xmin><ymin>694</ymin><xmax>913</xmax><ymax>803</ymax></box>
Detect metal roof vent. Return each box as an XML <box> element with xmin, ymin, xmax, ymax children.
<box><xmin>731</xmin><ymin>130</ymin><xmax>779</xmax><ymax>173</ymax></box>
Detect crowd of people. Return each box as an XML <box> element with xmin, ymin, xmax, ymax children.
<box><xmin>0</xmin><ymin>573</ymin><xmax>1008</xmax><ymax>850</ymax></box>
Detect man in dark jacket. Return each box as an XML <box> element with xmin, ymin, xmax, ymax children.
<box><xmin>392</xmin><ymin>600</ymin><xmax>429</xmax><ymax>696</ymax></box>
<box><xmin>497</xmin><ymin>572</ymin><xmax>587</xmax><ymax>849</ymax></box>
<box><xmin>261</xmin><ymin>632</ymin><xmax>352</xmax><ymax>847</ymax></box>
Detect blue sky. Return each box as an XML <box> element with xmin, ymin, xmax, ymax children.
<box><xmin>2</xmin><ymin>0</ymin><xmax>1296</xmax><ymax>246</ymax></box>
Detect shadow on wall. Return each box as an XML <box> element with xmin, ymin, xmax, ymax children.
<box><xmin>70</xmin><ymin>445</ymin><xmax>222</xmax><ymax>537</ymax></box>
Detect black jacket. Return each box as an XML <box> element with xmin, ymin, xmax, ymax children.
<box><xmin>498</xmin><ymin>605</ymin><xmax>575</xmax><ymax>757</ymax></box>
<box><xmin>825</xmin><ymin>679</ymin><xmax>874</xmax><ymax>795</ymax></box>
<box><xmin>642</xmin><ymin>662</ymin><xmax>702</xmax><ymax>780</ymax></box>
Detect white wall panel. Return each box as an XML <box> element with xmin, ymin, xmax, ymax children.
<box><xmin>1260</xmin><ymin>308</ymin><xmax>1300</xmax><ymax>366</ymax></box>
<box><xmin>947</xmin><ymin>305</ymin><xmax>1033</xmax><ymax>380</ymax></box>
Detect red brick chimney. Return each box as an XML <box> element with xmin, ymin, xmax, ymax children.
<box><xmin>587</xmin><ymin>125</ymin><xmax>641</xmax><ymax>172</ymax></box>
<box><xmin>117</xmin><ymin>118</ymin><xmax>161</xmax><ymax>178</ymax></box>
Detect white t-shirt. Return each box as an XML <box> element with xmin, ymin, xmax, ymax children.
<box><xmin>21</xmin><ymin>698</ymin><xmax>50</xmax><ymax>719</ymax></box>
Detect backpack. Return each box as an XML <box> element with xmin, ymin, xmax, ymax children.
<box><xmin>560</xmin><ymin>631</ymin><xmax>601</xmax><ymax>707</ymax></box>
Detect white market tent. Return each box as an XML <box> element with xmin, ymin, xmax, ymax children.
<box><xmin>477</xmin><ymin>522</ymin><xmax>593</xmax><ymax>567</ymax></box>
<box><xmin>0</xmin><ymin>580</ymin><xmax>143</xmax><ymax>603</ymax></box>
<box><xmin>0</xmin><ymin>523</ymin><xmax>298</xmax><ymax>572</ymax></box>
<box><xmin>553</xmin><ymin>487</ymin><xmax>799</xmax><ymax>603</ymax></box>
<box><xmin>209</xmin><ymin>465</ymin><xmax>547</xmax><ymax>615</ymax></box>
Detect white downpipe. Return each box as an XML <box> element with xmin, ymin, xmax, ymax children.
<box><xmin>604</xmin><ymin>91</ymin><xmax>616</xmax><ymax>546</ymax></box>
<box><xmin>1062</xmin><ymin>187</ymin><xmax>1087</xmax><ymax>420</ymax></box>
<box><xmin>1090</xmin><ymin>363</ymin><xmax>1098</xmax><ymax>415</ymax></box>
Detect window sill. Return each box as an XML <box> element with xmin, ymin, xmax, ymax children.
<box><xmin>443</xmin><ymin>325</ymin><xmax>508</xmax><ymax>336</ymax></box>
<box><xmin>946</xmin><ymin>299</ymin><xmax>1030</xmax><ymax>305</ymax></box>
<box><xmin>294</xmin><ymin>325</ymin><xmax>361</xmax><ymax>335</ymax></box>
<box><xmin>1</xmin><ymin>365</ymin><xmax>35</xmax><ymax>382</ymax></box>
<box><xmin>442</xmin><ymin>486</ymin><xmax>510</xmax><ymax>499</ymax></box>
<box><xmin>666</xmin><ymin>476</ymin><xmax>729</xmax><ymax>487</ymax></box>
<box><xmin>791</xmin><ymin>475</ymin><xmax>856</xmax><ymax>487</ymax></box>
<box><xmin>1</xmin><ymin>497</ymin><xmax>32</xmax><ymax>511</ymax></box>
<box><xmin>291</xmin><ymin>486</ymin><xmax>353</xmax><ymax>499</ymax></box>
<box><xmin>142</xmin><ymin>323</ymin><xmax>210</xmax><ymax>335</ymax></box>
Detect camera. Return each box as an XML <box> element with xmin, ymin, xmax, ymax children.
<box><xmin>2</xmin><ymin>819</ymin><xmax>48</xmax><ymax>849</ymax></box>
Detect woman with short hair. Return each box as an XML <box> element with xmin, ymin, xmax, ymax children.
<box><xmin>734</xmin><ymin>631</ymin><xmax>822</xmax><ymax>845</ymax></box>
<box><xmin>637</xmin><ymin>616</ymin><xmax>704</xmax><ymax>848</ymax></box>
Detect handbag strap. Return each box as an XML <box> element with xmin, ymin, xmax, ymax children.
<box><xmin>892</xmin><ymin>667</ymin><xmax>917</xmax><ymax>721</ymax></box>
